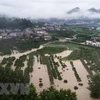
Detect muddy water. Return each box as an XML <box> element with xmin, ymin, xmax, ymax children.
<box><xmin>73</xmin><ymin>60</ymin><xmax>92</xmax><ymax>100</ymax></box>
<box><xmin>0</xmin><ymin>45</ymin><xmax>44</xmax><ymax>60</ymax></box>
<box><xmin>30</xmin><ymin>56</ymin><xmax>50</xmax><ymax>92</ymax></box>
<box><xmin>0</xmin><ymin>46</ymin><xmax>99</xmax><ymax>100</ymax></box>
<box><xmin>54</xmin><ymin>61</ymin><xmax>78</xmax><ymax>90</ymax></box>
<box><xmin>54</xmin><ymin>59</ymin><xmax>98</xmax><ymax>100</ymax></box>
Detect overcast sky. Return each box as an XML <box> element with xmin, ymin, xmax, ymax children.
<box><xmin>0</xmin><ymin>0</ymin><xmax>100</xmax><ymax>19</ymax></box>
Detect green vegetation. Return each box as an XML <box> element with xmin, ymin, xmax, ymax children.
<box><xmin>65</xmin><ymin>48</ymin><xmax>93</xmax><ymax>76</ymax></box>
<box><xmin>64</xmin><ymin>50</ymin><xmax>80</xmax><ymax>60</ymax></box>
<box><xmin>16</xmin><ymin>38</ymin><xmax>45</xmax><ymax>52</ymax></box>
<box><xmin>37</xmin><ymin>46</ymin><xmax>67</xmax><ymax>55</ymax></box>
<box><xmin>39</xmin><ymin>83</ymin><xmax>43</xmax><ymax>88</ymax></box>
<box><xmin>63</xmin><ymin>80</ymin><xmax>68</xmax><ymax>83</ymax></box>
<box><xmin>49</xmin><ymin>55</ymin><xmax>62</xmax><ymax>80</ymax></box>
<box><xmin>1</xmin><ymin>57</ymin><xmax>15</xmax><ymax>65</ymax></box>
<box><xmin>24</xmin><ymin>67</ymin><xmax>30</xmax><ymax>83</ymax></box>
<box><xmin>72</xmin><ymin>26</ymin><xmax>100</xmax><ymax>36</ymax></box>
<box><xmin>40</xmin><ymin>55</ymin><xmax>54</xmax><ymax>85</ymax></box>
<box><xmin>59</xmin><ymin>42</ymin><xmax>100</xmax><ymax>75</ymax></box>
<box><xmin>49</xmin><ymin>42</ymin><xmax>93</xmax><ymax>50</ymax></box>
<box><xmin>72</xmin><ymin>27</ymin><xmax>89</xmax><ymax>33</ymax></box>
<box><xmin>49</xmin><ymin>55</ymin><xmax>57</xmax><ymax>79</ymax></box>
<box><xmin>78</xmin><ymin>83</ymin><xmax>83</xmax><ymax>86</ymax></box>
<box><xmin>36</xmin><ymin>44</ymin><xmax>67</xmax><ymax>83</ymax></box>
<box><xmin>27</xmin><ymin>52</ymin><xmax>34</xmax><ymax>72</ymax></box>
<box><xmin>1</xmin><ymin>56</ymin><xmax>16</xmax><ymax>69</ymax></box>
<box><xmin>70</xmin><ymin>61</ymin><xmax>81</xmax><ymax>82</ymax></box>
<box><xmin>80</xmin><ymin>59</ymin><xmax>93</xmax><ymax>76</ymax></box>
<box><xmin>88</xmin><ymin>74</ymin><xmax>100</xmax><ymax>99</ymax></box>
<box><xmin>48</xmin><ymin>29</ymin><xmax>76</xmax><ymax>38</ymax></box>
<box><xmin>0</xmin><ymin>38</ymin><xmax>46</xmax><ymax>55</ymax></box>
<box><xmin>0</xmin><ymin>63</ymin><xmax>26</xmax><ymax>83</ymax></box>
<box><xmin>0</xmin><ymin>39</ymin><xmax>12</xmax><ymax>55</ymax></box>
<box><xmin>74</xmin><ymin>86</ymin><xmax>78</xmax><ymax>90</ymax></box>
<box><xmin>0</xmin><ymin>17</ymin><xmax>33</xmax><ymax>29</ymax></box>
<box><xmin>14</xmin><ymin>55</ymin><xmax>27</xmax><ymax>69</ymax></box>
<box><xmin>66</xmin><ymin>42</ymin><xmax>94</xmax><ymax>50</ymax></box>
<box><xmin>40</xmin><ymin>54</ymin><xmax>62</xmax><ymax>84</ymax></box>
<box><xmin>1</xmin><ymin>57</ymin><xmax>8</xmax><ymax>65</ymax></box>
<box><xmin>69</xmin><ymin>26</ymin><xmax>100</xmax><ymax>43</ymax></box>
<box><xmin>39</xmin><ymin>86</ymin><xmax>77</xmax><ymax>100</ymax></box>
<box><xmin>0</xmin><ymin>84</ymin><xmax>77</xmax><ymax>100</ymax></box>
<box><xmin>59</xmin><ymin>59</ymin><xmax>67</xmax><ymax>68</ymax></box>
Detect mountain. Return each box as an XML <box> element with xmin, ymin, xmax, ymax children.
<box><xmin>88</xmin><ymin>8</ymin><xmax>100</xmax><ymax>13</ymax></box>
<box><xmin>67</xmin><ymin>7</ymin><xmax>80</xmax><ymax>14</ymax></box>
<box><xmin>67</xmin><ymin>7</ymin><xmax>100</xmax><ymax>14</ymax></box>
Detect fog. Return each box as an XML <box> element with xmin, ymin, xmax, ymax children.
<box><xmin>0</xmin><ymin>0</ymin><xmax>100</xmax><ymax>19</ymax></box>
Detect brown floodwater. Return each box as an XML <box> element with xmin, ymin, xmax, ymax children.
<box><xmin>0</xmin><ymin>47</ymin><xmax>99</xmax><ymax>100</ymax></box>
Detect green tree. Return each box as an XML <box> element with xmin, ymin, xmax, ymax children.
<box><xmin>88</xmin><ymin>74</ymin><xmax>100</xmax><ymax>99</ymax></box>
<box><xmin>39</xmin><ymin>86</ymin><xmax>77</xmax><ymax>100</ymax></box>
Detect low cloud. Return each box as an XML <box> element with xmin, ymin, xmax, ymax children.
<box><xmin>0</xmin><ymin>0</ymin><xmax>100</xmax><ymax>19</ymax></box>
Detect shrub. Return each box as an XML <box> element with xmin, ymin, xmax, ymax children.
<box><xmin>74</xmin><ymin>86</ymin><xmax>78</xmax><ymax>90</ymax></box>
<box><xmin>78</xmin><ymin>83</ymin><xmax>83</xmax><ymax>86</ymax></box>
<box><xmin>39</xmin><ymin>83</ymin><xmax>43</xmax><ymax>87</ymax></box>
<box><xmin>64</xmin><ymin>80</ymin><xmax>68</xmax><ymax>83</ymax></box>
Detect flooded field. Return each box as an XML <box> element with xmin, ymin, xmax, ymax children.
<box><xmin>30</xmin><ymin>56</ymin><xmax>50</xmax><ymax>92</ymax></box>
<box><xmin>0</xmin><ymin>45</ymin><xmax>99</xmax><ymax>100</ymax></box>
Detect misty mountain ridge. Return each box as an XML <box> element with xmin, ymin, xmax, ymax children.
<box><xmin>67</xmin><ymin>7</ymin><xmax>80</xmax><ymax>14</ymax></box>
<box><xmin>67</xmin><ymin>7</ymin><xmax>100</xmax><ymax>14</ymax></box>
<box><xmin>1</xmin><ymin>6</ymin><xmax>100</xmax><ymax>23</ymax></box>
<box><xmin>88</xmin><ymin>8</ymin><xmax>100</xmax><ymax>13</ymax></box>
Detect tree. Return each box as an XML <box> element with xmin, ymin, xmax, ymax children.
<box><xmin>0</xmin><ymin>85</ymin><xmax>77</xmax><ymax>100</ymax></box>
<box><xmin>39</xmin><ymin>86</ymin><xmax>77</xmax><ymax>100</ymax></box>
<box><xmin>88</xmin><ymin>74</ymin><xmax>100</xmax><ymax>99</ymax></box>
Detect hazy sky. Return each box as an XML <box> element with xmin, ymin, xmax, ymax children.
<box><xmin>0</xmin><ymin>0</ymin><xmax>100</xmax><ymax>19</ymax></box>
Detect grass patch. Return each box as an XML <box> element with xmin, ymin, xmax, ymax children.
<box><xmin>36</xmin><ymin>45</ymin><xmax>67</xmax><ymax>55</ymax></box>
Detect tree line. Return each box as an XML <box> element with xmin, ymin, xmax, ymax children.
<box><xmin>0</xmin><ymin>17</ymin><xmax>33</xmax><ymax>29</ymax></box>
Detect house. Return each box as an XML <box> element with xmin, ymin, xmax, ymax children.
<box><xmin>91</xmin><ymin>36</ymin><xmax>100</xmax><ymax>40</ymax></box>
<box><xmin>1</xmin><ymin>32</ymin><xmax>7</xmax><ymax>37</ymax></box>
<box><xmin>14</xmin><ymin>29</ymin><xmax>21</xmax><ymax>32</ymax></box>
<box><xmin>65</xmin><ymin>38</ymin><xmax>72</xmax><ymax>41</ymax></box>
<box><xmin>2</xmin><ymin>36</ymin><xmax>8</xmax><ymax>39</ymax></box>
<box><xmin>96</xmin><ymin>27</ymin><xmax>100</xmax><ymax>30</ymax></box>
<box><xmin>37</xmin><ymin>31</ymin><xmax>48</xmax><ymax>37</ymax></box>
<box><xmin>0</xmin><ymin>36</ymin><xmax>2</xmax><ymax>40</ymax></box>
<box><xmin>0</xmin><ymin>29</ymin><xmax>5</xmax><ymax>33</ymax></box>
<box><xmin>59</xmin><ymin>39</ymin><xmax>66</xmax><ymax>42</ymax></box>
<box><xmin>44</xmin><ymin>35</ymin><xmax>52</xmax><ymax>40</ymax></box>
<box><xmin>6</xmin><ymin>29</ymin><xmax>12</xmax><ymax>33</ymax></box>
<box><xmin>86</xmin><ymin>40</ymin><xmax>100</xmax><ymax>47</ymax></box>
<box><xmin>25</xmin><ymin>28</ymin><xmax>33</xmax><ymax>34</ymax></box>
<box><xmin>9</xmin><ymin>33</ymin><xmax>17</xmax><ymax>37</ymax></box>
<box><xmin>89</xmin><ymin>27</ymin><xmax>95</xmax><ymax>30</ymax></box>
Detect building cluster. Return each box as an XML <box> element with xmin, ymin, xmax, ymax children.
<box><xmin>86</xmin><ymin>40</ymin><xmax>100</xmax><ymax>47</ymax></box>
<box><xmin>86</xmin><ymin>35</ymin><xmax>100</xmax><ymax>47</ymax></box>
<box><xmin>0</xmin><ymin>28</ymin><xmax>52</xmax><ymax>41</ymax></box>
<box><xmin>89</xmin><ymin>26</ymin><xmax>100</xmax><ymax>31</ymax></box>
<box><xmin>0</xmin><ymin>22</ymin><xmax>66</xmax><ymax>41</ymax></box>
<box><xmin>38</xmin><ymin>22</ymin><xmax>64</xmax><ymax>31</ymax></box>
<box><xmin>0</xmin><ymin>29</ymin><xmax>22</xmax><ymax>40</ymax></box>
